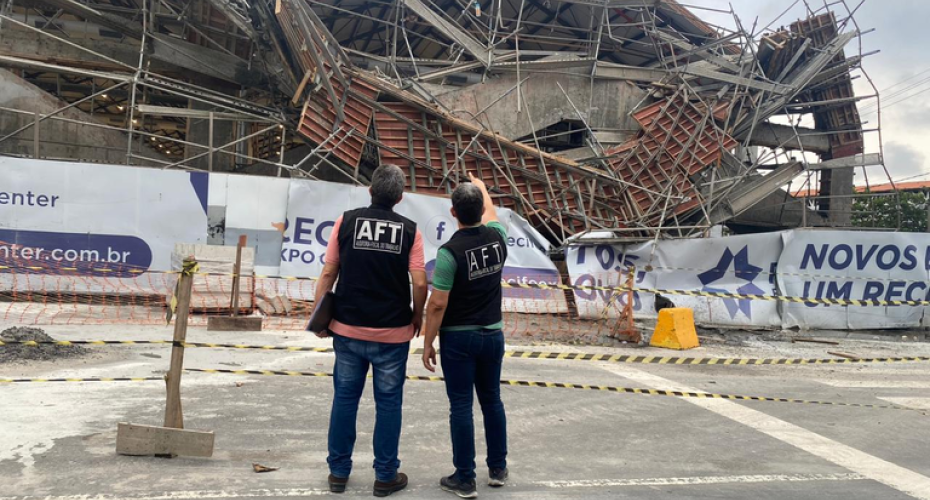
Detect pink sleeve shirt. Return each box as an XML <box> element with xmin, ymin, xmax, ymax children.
<box><xmin>324</xmin><ymin>215</ymin><xmax>425</xmax><ymax>270</ymax></box>
<box><xmin>322</xmin><ymin>215</ymin><xmax>425</xmax><ymax>343</ymax></box>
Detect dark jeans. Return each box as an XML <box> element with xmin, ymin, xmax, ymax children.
<box><xmin>439</xmin><ymin>329</ymin><xmax>508</xmax><ymax>482</ymax></box>
<box><xmin>327</xmin><ymin>334</ymin><xmax>409</xmax><ymax>482</ymax></box>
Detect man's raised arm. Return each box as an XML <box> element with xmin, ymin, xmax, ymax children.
<box><xmin>468</xmin><ymin>172</ymin><xmax>498</xmax><ymax>224</ymax></box>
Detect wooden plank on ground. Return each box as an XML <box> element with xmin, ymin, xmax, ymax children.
<box><xmin>207</xmin><ymin>316</ymin><xmax>264</xmax><ymax>331</ymax></box>
<box><xmin>116</xmin><ymin>422</ymin><xmax>214</xmax><ymax>457</ymax></box>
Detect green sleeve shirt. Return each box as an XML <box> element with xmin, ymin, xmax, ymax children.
<box><xmin>432</xmin><ymin>221</ymin><xmax>507</xmax><ymax>332</ymax></box>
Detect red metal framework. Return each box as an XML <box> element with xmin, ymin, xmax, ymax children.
<box><xmin>606</xmin><ymin>96</ymin><xmax>737</xmax><ymax>226</ymax></box>
<box><xmin>296</xmin><ymin>79</ymin><xmax>378</xmax><ymax>169</ymax></box>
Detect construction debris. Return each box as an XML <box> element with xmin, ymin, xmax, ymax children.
<box><xmin>0</xmin><ymin>0</ymin><xmax>895</xmax><ymax>243</ymax></box>
<box><xmin>0</xmin><ymin>327</ymin><xmax>88</xmax><ymax>363</ymax></box>
<box><xmin>252</xmin><ymin>463</ymin><xmax>280</xmax><ymax>473</ymax></box>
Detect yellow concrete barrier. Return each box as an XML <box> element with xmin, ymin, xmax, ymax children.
<box><xmin>650</xmin><ymin>308</ymin><xmax>700</xmax><ymax>350</ymax></box>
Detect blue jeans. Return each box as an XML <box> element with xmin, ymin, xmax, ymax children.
<box><xmin>439</xmin><ymin>329</ymin><xmax>508</xmax><ymax>482</ymax></box>
<box><xmin>327</xmin><ymin>334</ymin><xmax>409</xmax><ymax>482</ymax></box>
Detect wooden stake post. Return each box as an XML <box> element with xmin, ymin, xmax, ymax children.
<box><xmin>230</xmin><ymin>234</ymin><xmax>246</xmax><ymax>316</ymax></box>
<box><xmin>164</xmin><ymin>258</ymin><xmax>195</xmax><ymax>429</ymax></box>
<box><xmin>117</xmin><ymin>258</ymin><xmax>215</xmax><ymax>458</ymax></box>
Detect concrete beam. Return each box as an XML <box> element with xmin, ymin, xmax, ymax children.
<box><xmin>651</xmin><ymin>30</ymin><xmax>743</xmax><ymax>73</ymax></box>
<box><xmin>678</xmin><ymin>64</ymin><xmax>793</xmax><ymax>94</ymax></box>
<box><xmin>808</xmin><ymin>153</ymin><xmax>882</xmax><ymax>170</ymax></box>
<box><xmin>736</xmin><ymin>122</ymin><xmax>831</xmax><ymax>154</ymax></box>
<box><xmin>727</xmin><ymin>162</ymin><xmax>805</xmax><ymax>216</ymax></box>
<box><xmin>594</xmin><ymin>61</ymin><xmax>669</xmax><ymax>82</ymax></box>
<box><xmin>542</xmin><ymin>0</ymin><xmax>662</xmax><ymax>5</ymax></box>
<box><xmin>38</xmin><ymin>0</ymin><xmax>143</xmax><ymax>39</ymax></box>
<box><xmin>0</xmin><ymin>26</ymin><xmax>258</xmax><ymax>86</ymax></box>
<box><xmin>136</xmin><ymin>105</ymin><xmax>277</xmax><ymax>123</ymax></box>
<box><xmin>403</xmin><ymin>0</ymin><xmax>488</xmax><ymax>65</ymax></box>
<box><xmin>728</xmin><ymin>188</ymin><xmax>828</xmax><ymax>229</ymax></box>
<box><xmin>150</xmin><ymin>34</ymin><xmax>267</xmax><ymax>87</ymax></box>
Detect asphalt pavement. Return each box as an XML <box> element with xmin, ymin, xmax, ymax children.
<box><xmin>2</xmin><ymin>324</ymin><xmax>930</xmax><ymax>499</ymax></box>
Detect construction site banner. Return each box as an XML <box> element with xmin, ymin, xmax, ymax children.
<box><xmin>280</xmin><ymin>179</ymin><xmax>567</xmax><ymax>313</ymax></box>
<box><xmin>778</xmin><ymin>230</ymin><xmax>930</xmax><ymax>330</ymax></box>
<box><xmin>566</xmin><ymin>232</ymin><xmax>785</xmax><ymax>328</ymax></box>
<box><xmin>0</xmin><ymin>157</ymin><xmax>208</xmax><ymax>291</ymax></box>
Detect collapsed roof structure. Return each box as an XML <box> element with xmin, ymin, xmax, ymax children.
<box><xmin>0</xmin><ymin>0</ymin><xmax>893</xmax><ymax>244</ymax></box>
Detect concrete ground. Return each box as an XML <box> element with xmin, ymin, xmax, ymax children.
<box><xmin>2</xmin><ymin>324</ymin><xmax>930</xmax><ymax>499</ymax></box>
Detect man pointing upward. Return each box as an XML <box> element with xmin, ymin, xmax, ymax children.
<box><xmin>422</xmin><ymin>173</ymin><xmax>509</xmax><ymax>498</ymax></box>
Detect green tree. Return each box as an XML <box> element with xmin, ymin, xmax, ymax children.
<box><xmin>852</xmin><ymin>191</ymin><xmax>928</xmax><ymax>232</ymax></box>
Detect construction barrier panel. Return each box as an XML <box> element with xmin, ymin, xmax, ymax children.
<box><xmin>566</xmin><ymin>231</ymin><xmax>930</xmax><ymax>330</ymax></box>
<box><xmin>6</xmin><ymin>158</ymin><xmax>930</xmax><ymax>331</ymax></box>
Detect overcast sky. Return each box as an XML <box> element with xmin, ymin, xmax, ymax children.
<box><xmin>682</xmin><ymin>0</ymin><xmax>929</xmax><ymax>185</ymax></box>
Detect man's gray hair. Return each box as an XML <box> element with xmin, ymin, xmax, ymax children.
<box><xmin>451</xmin><ymin>182</ymin><xmax>484</xmax><ymax>225</ymax></box>
<box><xmin>370</xmin><ymin>164</ymin><xmax>406</xmax><ymax>207</ymax></box>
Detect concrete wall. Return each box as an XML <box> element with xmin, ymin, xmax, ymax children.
<box><xmin>0</xmin><ymin>69</ymin><xmax>167</xmax><ymax>166</ymax></box>
<box><xmin>434</xmin><ymin>64</ymin><xmax>646</xmax><ymax>143</ymax></box>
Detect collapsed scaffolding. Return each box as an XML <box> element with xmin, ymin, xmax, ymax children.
<box><xmin>0</xmin><ymin>0</ymin><xmax>898</xmax><ymax>244</ymax></box>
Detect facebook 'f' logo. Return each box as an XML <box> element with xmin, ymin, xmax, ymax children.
<box><xmin>436</xmin><ymin>221</ymin><xmax>446</xmax><ymax>241</ymax></box>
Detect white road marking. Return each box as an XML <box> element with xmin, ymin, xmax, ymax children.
<box><xmin>600</xmin><ymin>363</ymin><xmax>930</xmax><ymax>500</ymax></box>
<box><xmin>0</xmin><ymin>473</ymin><xmax>867</xmax><ymax>500</ymax></box>
<box><xmin>539</xmin><ymin>472</ymin><xmax>866</xmax><ymax>488</ymax></box>
<box><xmin>878</xmin><ymin>397</ymin><xmax>930</xmax><ymax>411</ymax></box>
<box><xmin>0</xmin><ymin>490</ymin><xmax>332</xmax><ymax>500</ymax></box>
<box><xmin>818</xmin><ymin>380</ymin><xmax>930</xmax><ymax>389</ymax></box>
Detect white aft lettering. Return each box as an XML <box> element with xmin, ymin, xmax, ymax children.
<box><xmin>353</xmin><ymin>218</ymin><xmax>405</xmax><ymax>254</ymax></box>
<box><xmin>465</xmin><ymin>242</ymin><xmax>504</xmax><ymax>280</ymax></box>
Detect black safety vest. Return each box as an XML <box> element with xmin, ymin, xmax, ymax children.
<box><xmin>332</xmin><ymin>204</ymin><xmax>417</xmax><ymax>329</ymax></box>
<box><xmin>439</xmin><ymin>225</ymin><xmax>508</xmax><ymax>328</ymax></box>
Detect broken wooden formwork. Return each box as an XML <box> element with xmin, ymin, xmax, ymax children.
<box><xmin>272</xmin><ymin>0</ymin><xmax>890</xmax><ymax>241</ymax></box>
<box><xmin>0</xmin><ymin>0</ymin><xmax>897</xmax><ymax>243</ymax></box>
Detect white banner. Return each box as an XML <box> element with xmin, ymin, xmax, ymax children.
<box><xmin>566</xmin><ymin>232</ymin><xmax>784</xmax><ymax>328</ymax></box>
<box><xmin>280</xmin><ymin>179</ymin><xmax>567</xmax><ymax>312</ymax></box>
<box><xmin>778</xmin><ymin>230</ymin><xmax>930</xmax><ymax>329</ymax></box>
<box><xmin>11</xmin><ymin>159</ymin><xmax>926</xmax><ymax>330</ymax></box>
<box><xmin>0</xmin><ymin>157</ymin><xmax>208</xmax><ymax>291</ymax></box>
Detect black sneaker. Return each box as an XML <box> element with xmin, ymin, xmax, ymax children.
<box><xmin>488</xmin><ymin>468</ymin><xmax>508</xmax><ymax>487</ymax></box>
<box><xmin>328</xmin><ymin>474</ymin><xmax>348</xmax><ymax>493</ymax></box>
<box><xmin>373</xmin><ymin>472</ymin><xmax>408</xmax><ymax>497</ymax></box>
<box><xmin>440</xmin><ymin>474</ymin><xmax>478</xmax><ymax>499</ymax></box>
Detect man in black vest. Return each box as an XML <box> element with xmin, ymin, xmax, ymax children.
<box><xmin>314</xmin><ymin>164</ymin><xmax>428</xmax><ymax>497</ymax></box>
<box><xmin>422</xmin><ymin>173</ymin><xmax>509</xmax><ymax>498</ymax></box>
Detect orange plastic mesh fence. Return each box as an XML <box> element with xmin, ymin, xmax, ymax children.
<box><xmin>0</xmin><ymin>263</ymin><xmax>629</xmax><ymax>342</ymax></box>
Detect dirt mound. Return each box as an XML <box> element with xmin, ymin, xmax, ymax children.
<box><xmin>0</xmin><ymin>327</ymin><xmax>88</xmax><ymax>363</ymax></box>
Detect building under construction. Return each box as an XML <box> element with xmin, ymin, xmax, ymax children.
<box><xmin>0</xmin><ymin>0</ymin><xmax>894</xmax><ymax>245</ymax></box>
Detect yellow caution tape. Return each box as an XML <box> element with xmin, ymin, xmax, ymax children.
<box><xmin>0</xmin><ymin>376</ymin><xmax>162</xmax><ymax>384</ymax></box>
<box><xmin>2</xmin><ymin>262</ymin><xmax>929</xmax><ymax>306</ymax></box>
<box><xmin>5</xmin><ymin>341</ymin><xmax>928</xmax><ymax>366</ymax></box>
<box><xmin>184</xmin><ymin>368</ymin><xmax>915</xmax><ymax>411</ymax></box>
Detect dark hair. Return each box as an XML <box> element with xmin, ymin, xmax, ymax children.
<box><xmin>370</xmin><ymin>164</ymin><xmax>406</xmax><ymax>207</ymax></box>
<box><xmin>451</xmin><ymin>183</ymin><xmax>483</xmax><ymax>225</ymax></box>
